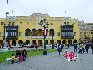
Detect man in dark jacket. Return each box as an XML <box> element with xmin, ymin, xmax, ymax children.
<box><xmin>22</xmin><ymin>49</ymin><xmax>27</xmax><ymax>61</ymax></box>
<box><xmin>91</xmin><ymin>42</ymin><xmax>93</xmax><ymax>54</ymax></box>
<box><xmin>74</xmin><ymin>43</ymin><xmax>77</xmax><ymax>52</ymax></box>
<box><xmin>85</xmin><ymin>42</ymin><xmax>90</xmax><ymax>53</ymax></box>
<box><xmin>57</xmin><ymin>46</ymin><xmax>61</xmax><ymax>55</ymax></box>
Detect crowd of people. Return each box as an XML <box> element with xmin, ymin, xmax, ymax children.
<box><xmin>54</xmin><ymin>42</ymin><xmax>93</xmax><ymax>55</ymax></box>
<box><xmin>74</xmin><ymin>42</ymin><xmax>93</xmax><ymax>54</ymax></box>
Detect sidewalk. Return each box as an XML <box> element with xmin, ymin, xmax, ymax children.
<box><xmin>0</xmin><ymin>47</ymin><xmax>93</xmax><ymax>70</ymax></box>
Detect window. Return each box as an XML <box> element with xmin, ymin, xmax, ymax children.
<box><xmin>1</xmin><ymin>22</ymin><xmax>4</xmax><ymax>25</ymax></box>
<box><xmin>14</xmin><ymin>32</ymin><xmax>17</xmax><ymax>36</ymax></box>
<box><xmin>20</xmin><ymin>22</ymin><xmax>22</xmax><ymax>23</ymax></box>
<box><xmin>27</xmin><ymin>22</ymin><xmax>29</xmax><ymax>25</ymax></box>
<box><xmin>64</xmin><ymin>22</ymin><xmax>66</xmax><ymax>25</ymax></box>
<box><xmin>84</xmin><ymin>32</ymin><xmax>86</xmax><ymax>34</ymax></box>
<box><xmin>9</xmin><ymin>22</ymin><xmax>11</xmax><ymax>24</ymax></box>
<box><xmin>13</xmin><ymin>28</ymin><xmax>16</xmax><ymax>30</ymax></box>
<box><xmin>12</xmin><ymin>22</ymin><xmax>15</xmax><ymax>25</ymax></box>
<box><xmin>11</xmin><ymin>32</ymin><xmax>12</xmax><ymax>36</ymax></box>
<box><xmin>1</xmin><ymin>32</ymin><xmax>3</xmax><ymax>37</ymax></box>
<box><xmin>46</xmin><ymin>40</ymin><xmax>48</xmax><ymax>44</ymax></box>
<box><xmin>57</xmin><ymin>32</ymin><xmax>60</xmax><ymax>36</ymax></box>
<box><xmin>8</xmin><ymin>32</ymin><xmax>11</xmax><ymax>36</ymax></box>
<box><xmin>67</xmin><ymin>22</ymin><xmax>69</xmax><ymax>25</ymax></box>
<box><xmin>19</xmin><ymin>32</ymin><xmax>22</xmax><ymax>36</ymax></box>
<box><xmin>74</xmin><ymin>32</ymin><xmax>76</xmax><ymax>36</ymax></box>
<box><xmin>51</xmin><ymin>23</ymin><xmax>53</xmax><ymax>25</ymax></box>
<box><xmin>68</xmin><ymin>32</ymin><xmax>70</xmax><ymax>36</ymax></box>
<box><xmin>62</xmin><ymin>32</ymin><xmax>65</xmax><ymax>36</ymax></box>
<box><xmin>12</xmin><ymin>32</ymin><xmax>14</xmax><ymax>36</ymax></box>
<box><xmin>91</xmin><ymin>32</ymin><xmax>93</xmax><ymax>34</ymax></box>
<box><xmin>0</xmin><ymin>32</ymin><xmax>1</xmax><ymax>37</ymax></box>
<box><xmin>20</xmin><ymin>22</ymin><xmax>22</xmax><ymax>26</ymax></box>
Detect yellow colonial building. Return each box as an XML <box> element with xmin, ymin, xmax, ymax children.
<box><xmin>78</xmin><ymin>22</ymin><xmax>93</xmax><ymax>43</ymax></box>
<box><xmin>0</xmin><ymin>13</ymin><xmax>80</xmax><ymax>47</ymax></box>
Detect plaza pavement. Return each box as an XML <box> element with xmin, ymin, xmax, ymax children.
<box><xmin>0</xmin><ymin>47</ymin><xmax>93</xmax><ymax>70</ymax></box>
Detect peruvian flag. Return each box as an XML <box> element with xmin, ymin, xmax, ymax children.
<box><xmin>44</xmin><ymin>28</ymin><xmax>47</xmax><ymax>36</ymax></box>
<box><xmin>43</xmin><ymin>29</ymin><xmax>48</xmax><ymax>36</ymax></box>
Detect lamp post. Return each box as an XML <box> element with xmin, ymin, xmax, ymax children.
<box><xmin>39</xmin><ymin>18</ymin><xmax>49</xmax><ymax>55</ymax></box>
<box><xmin>3</xmin><ymin>12</ymin><xmax>9</xmax><ymax>48</ymax></box>
<box><xmin>52</xmin><ymin>32</ymin><xmax>54</xmax><ymax>49</ymax></box>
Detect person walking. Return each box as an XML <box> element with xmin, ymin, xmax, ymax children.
<box><xmin>85</xmin><ymin>42</ymin><xmax>90</xmax><ymax>53</ymax></box>
<box><xmin>74</xmin><ymin>43</ymin><xmax>77</xmax><ymax>52</ymax></box>
<box><xmin>61</xmin><ymin>43</ymin><xmax>64</xmax><ymax>52</ymax></box>
<box><xmin>54</xmin><ymin>42</ymin><xmax>57</xmax><ymax>48</ymax></box>
<box><xmin>79</xmin><ymin>43</ymin><xmax>83</xmax><ymax>54</ymax></box>
<box><xmin>91</xmin><ymin>42</ymin><xmax>93</xmax><ymax>54</ymax></box>
<box><xmin>68</xmin><ymin>43</ymin><xmax>70</xmax><ymax>49</ymax></box>
<box><xmin>22</xmin><ymin>49</ymin><xmax>27</xmax><ymax>61</ymax></box>
<box><xmin>57</xmin><ymin>46</ymin><xmax>61</xmax><ymax>55</ymax></box>
<box><xmin>82</xmin><ymin>43</ymin><xmax>85</xmax><ymax>53</ymax></box>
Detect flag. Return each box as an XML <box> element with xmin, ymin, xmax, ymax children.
<box><xmin>7</xmin><ymin>0</ymin><xmax>8</xmax><ymax>4</ymax></box>
<box><xmin>44</xmin><ymin>28</ymin><xmax>47</xmax><ymax>36</ymax></box>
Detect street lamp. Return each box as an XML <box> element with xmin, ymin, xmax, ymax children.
<box><xmin>39</xmin><ymin>18</ymin><xmax>49</xmax><ymax>55</ymax></box>
<box><xmin>3</xmin><ymin>12</ymin><xmax>9</xmax><ymax>48</ymax></box>
<box><xmin>52</xmin><ymin>32</ymin><xmax>54</xmax><ymax>49</ymax></box>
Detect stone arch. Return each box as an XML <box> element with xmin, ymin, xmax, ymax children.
<box><xmin>18</xmin><ymin>40</ymin><xmax>23</xmax><ymax>44</ymax></box>
<box><xmin>49</xmin><ymin>29</ymin><xmax>54</xmax><ymax>36</ymax></box>
<box><xmin>25</xmin><ymin>28</ymin><xmax>31</xmax><ymax>36</ymax></box>
<box><xmin>73</xmin><ymin>39</ymin><xmax>77</xmax><ymax>43</ymax></box>
<box><xmin>68</xmin><ymin>40</ymin><xmax>72</xmax><ymax>45</ymax></box>
<box><xmin>12</xmin><ymin>40</ymin><xmax>16</xmax><ymax>46</ymax></box>
<box><xmin>0</xmin><ymin>40</ymin><xmax>3</xmax><ymax>48</ymax></box>
<box><xmin>62</xmin><ymin>40</ymin><xmax>67</xmax><ymax>44</ymax></box>
<box><xmin>32</xmin><ymin>28</ymin><xmax>37</xmax><ymax>36</ymax></box>
<box><xmin>26</xmin><ymin>40</ymin><xmax>30</xmax><ymax>45</ymax></box>
<box><xmin>37</xmin><ymin>29</ymin><xmax>43</xmax><ymax>36</ymax></box>
<box><xmin>57</xmin><ymin>40</ymin><xmax>61</xmax><ymax>44</ymax></box>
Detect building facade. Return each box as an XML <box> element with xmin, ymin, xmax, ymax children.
<box><xmin>78</xmin><ymin>21</ymin><xmax>93</xmax><ymax>43</ymax></box>
<box><xmin>0</xmin><ymin>13</ymin><xmax>80</xmax><ymax>47</ymax></box>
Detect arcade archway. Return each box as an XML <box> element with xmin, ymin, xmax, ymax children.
<box><xmin>12</xmin><ymin>40</ymin><xmax>16</xmax><ymax>46</ymax></box>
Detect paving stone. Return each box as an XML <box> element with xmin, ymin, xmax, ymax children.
<box><xmin>0</xmin><ymin>47</ymin><xmax>93</xmax><ymax>70</ymax></box>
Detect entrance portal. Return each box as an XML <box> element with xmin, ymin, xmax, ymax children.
<box><xmin>12</xmin><ymin>40</ymin><xmax>16</xmax><ymax>46</ymax></box>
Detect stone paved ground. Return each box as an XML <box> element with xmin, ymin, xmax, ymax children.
<box><xmin>0</xmin><ymin>47</ymin><xmax>93</xmax><ymax>70</ymax></box>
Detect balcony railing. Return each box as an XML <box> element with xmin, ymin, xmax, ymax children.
<box><xmin>62</xmin><ymin>36</ymin><xmax>74</xmax><ymax>39</ymax></box>
<box><xmin>25</xmin><ymin>36</ymin><xmax>56</xmax><ymax>39</ymax></box>
<box><xmin>3</xmin><ymin>36</ymin><xmax>18</xmax><ymax>40</ymax></box>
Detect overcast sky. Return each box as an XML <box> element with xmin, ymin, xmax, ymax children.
<box><xmin>0</xmin><ymin>0</ymin><xmax>93</xmax><ymax>22</ymax></box>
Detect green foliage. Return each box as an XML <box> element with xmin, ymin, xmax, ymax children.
<box><xmin>0</xmin><ymin>49</ymin><xmax>56</xmax><ymax>63</ymax></box>
<box><xmin>0</xmin><ymin>51</ymin><xmax>15</xmax><ymax>63</ymax></box>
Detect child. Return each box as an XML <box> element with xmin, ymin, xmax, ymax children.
<box><xmin>11</xmin><ymin>54</ymin><xmax>15</xmax><ymax>64</ymax></box>
<box><xmin>18</xmin><ymin>54</ymin><xmax>23</xmax><ymax>62</ymax></box>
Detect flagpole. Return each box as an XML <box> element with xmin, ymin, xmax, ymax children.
<box><xmin>7</xmin><ymin>0</ymin><xmax>8</xmax><ymax>4</ymax></box>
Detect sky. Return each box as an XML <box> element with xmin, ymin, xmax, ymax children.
<box><xmin>0</xmin><ymin>0</ymin><xmax>93</xmax><ymax>23</ymax></box>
